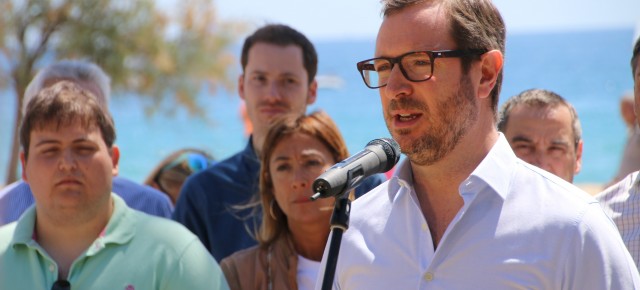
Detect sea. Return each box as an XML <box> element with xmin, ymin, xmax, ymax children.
<box><xmin>0</xmin><ymin>28</ymin><xmax>636</xmax><ymax>186</ymax></box>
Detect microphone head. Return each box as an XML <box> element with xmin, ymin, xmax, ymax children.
<box><xmin>366</xmin><ymin>138</ymin><xmax>400</xmax><ymax>172</ymax></box>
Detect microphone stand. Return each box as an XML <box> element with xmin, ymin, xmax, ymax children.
<box><xmin>319</xmin><ymin>193</ymin><xmax>351</xmax><ymax>290</ymax></box>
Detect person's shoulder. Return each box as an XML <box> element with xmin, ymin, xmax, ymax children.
<box><xmin>113</xmin><ymin>177</ymin><xmax>169</xmax><ymax>201</ymax></box>
<box><xmin>510</xmin><ymin>162</ymin><xmax>606</xmax><ymax>224</ymax></box>
<box><xmin>113</xmin><ymin>177</ymin><xmax>164</xmax><ymax>197</ymax></box>
<box><xmin>220</xmin><ymin>244</ymin><xmax>262</xmax><ymax>268</ymax></box>
<box><xmin>219</xmin><ymin>244</ymin><xmax>262</xmax><ymax>290</ymax></box>
<box><xmin>515</xmin><ymin>161</ymin><xmax>590</xmax><ymax>199</ymax></box>
<box><xmin>112</xmin><ymin>177</ymin><xmax>172</xmax><ymax>216</ymax></box>
<box><xmin>0</xmin><ymin>222</ymin><xmax>18</xmax><ymax>255</ymax></box>
<box><xmin>185</xmin><ymin>150</ymin><xmax>247</xmax><ymax>184</ymax></box>
<box><xmin>595</xmin><ymin>170</ymin><xmax>638</xmax><ymax>201</ymax></box>
<box><xmin>0</xmin><ymin>181</ymin><xmax>30</xmax><ymax>199</ymax></box>
<box><xmin>131</xmin><ymin>210</ymin><xmax>201</xmax><ymax>248</ymax></box>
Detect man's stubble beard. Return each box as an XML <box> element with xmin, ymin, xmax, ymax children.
<box><xmin>389</xmin><ymin>75</ymin><xmax>479</xmax><ymax>166</ymax></box>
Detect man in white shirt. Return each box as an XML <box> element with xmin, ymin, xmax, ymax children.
<box><xmin>498</xmin><ymin>89</ymin><xmax>583</xmax><ymax>183</ymax></box>
<box><xmin>596</xmin><ymin>36</ymin><xmax>640</xmax><ymax>271</ymax></box>
<box><xmin>317</xmin><ymin>0</ymin><xmax>640</xmax><ymax>289</ymax></box>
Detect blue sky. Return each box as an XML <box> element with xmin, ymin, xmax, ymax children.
<box><xmin>212</xmin><ymin>0</ymin><xmax>640</xmax><ymax>41</ymax></box>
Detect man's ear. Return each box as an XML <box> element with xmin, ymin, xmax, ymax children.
<box><xmin>574</xmin><ymin>139</ymin><xmax>583</xmax><ymax>175</ymax></box>
<box><xmin>307</xmin><ymin>79</ymin><xmax>318</xmax><ymax>105</ymax></box>
<box><xmin>477</xmin><ymin>50</ymin><xmax>504</xmax><ymax>100</ymax></box>
<box><xmin>111</xmin><ymin>145</ymin><xmax>120</xmax><ymax>176</ymax></box>
<box><xmin>20</xmin><ymin>151</ymin><xmax>27</xmax><ymax>182</ymax></box>
<box><xmin>238</xmin><ymin>74</ymin><xmax>246</xmax><ymax>101</ymax></box>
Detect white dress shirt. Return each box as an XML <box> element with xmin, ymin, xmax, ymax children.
<box><xmin>317</xmin><ymin>134</ymin><xmax>639</xmax><ymax>290</ymax></box>
<box><xmin>596</xmin><ymin>171</ymin><xmax>640</xmax><ymax>271</ymax></box>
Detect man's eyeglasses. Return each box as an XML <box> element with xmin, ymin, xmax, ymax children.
<box><xmin>356</xmin><ymin>49</ymin><xmax>487</xmax><ymax>89</ymax></box>
<box><xmin>52</xmin><ymin>280</ymin><xmax>70</xmax><ymax>290</ymax></box>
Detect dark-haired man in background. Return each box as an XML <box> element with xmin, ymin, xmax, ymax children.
<box><xmin>174</xmin><ymin>24</ymin><xmax>385</xmax><ymax>262</ymax></box>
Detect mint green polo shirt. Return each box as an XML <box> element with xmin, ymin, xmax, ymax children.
<box><xmin>0</xmin><ymin>194</ymin><xmax>229</xmax><ymax>290</ymax></box>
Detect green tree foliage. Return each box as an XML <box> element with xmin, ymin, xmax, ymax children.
<box><xmin>0</xmin><ymin>0</ymin><xmax>244</xmax><ymax>184</ymax></box>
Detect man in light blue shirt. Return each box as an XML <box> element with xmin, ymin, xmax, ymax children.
<box><xmin>0</xmin><ymin>60</ymin><xmax>173</xmax><ymax>226</ymax></box>
<box><xmin>318</xmin><ymin>0</ymin><xmax>640</xmax><ymax>289</ymax></box>
<box><xmin>0</xmin><ymin>80</ymin><xmax>228</xmax><ymax>289</ymax></box>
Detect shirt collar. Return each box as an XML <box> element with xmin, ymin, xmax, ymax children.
<box><xmin>386</xmin><ymin>133</ymin><xmax>516</xmax><ymax>201</ymax></box>
<box><xmin>95</xmin><ymin>194</ymin><xmax>135</xmax><ymax>249</ymax></box>
<box><xmin>10</xmin><ymin>204</ymin><xmax>37</xmax><ymax>247</ymax></box>
<box><xmin>464</xmin><ymin>133</ymin><xmax>516</xmax><ymax>200</ymax></box>
<box><xmin>387</xmin><ymin>157</ymin><xmax>413</xmax><ymax>200</ymax></box>
<box><xmin>10</xmin><ymin>193</ymin><xmax>135</xmax><ymax>253</ymax></box>
<box><xmin>242</xmin><ymin>135</ymin><xmax>261</xmax><ymax>171</ymax></box>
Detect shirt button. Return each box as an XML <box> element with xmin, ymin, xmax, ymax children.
<box><xmin>424</xmin><ymin>272</ymin><xmax>434</xmax><ymax>281</ymax></box>
<box><xmin>49</xmin><ymin>264</ymin><xmax>55</xmax><ymax>272</ymax></box>
<box><xmin>421</xmin><ymin>223</ymin><xmax>428</xmax><ymax>231</ymax></box>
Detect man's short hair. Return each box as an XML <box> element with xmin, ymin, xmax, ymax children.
<box><xmin>381</xmin><ymin>0</ymin><xmax>506</xmax><ymax>117</ymax></box>
<box><xmin>632</xmin><ymin>36</ymin><xmax>640</xmax><ymax>77</ymax></box>
<box><xmin>20</xmin><ymin>81</ymin><xmax>116</xmax><ymax>159</ymax></box>
<box><xmin>240</xmin><ymin>24</ymin><xmax>318</xmax><ymax>84</ymax></box>
<box><xmin>497</xmin><ymin>89</ymin><xmax>582</xmax><ymax>149</ymax></box>
<box><xmin>23</xmin><ymin>60</ymin><xmax>111</xmax><ymax>115</ymax></box>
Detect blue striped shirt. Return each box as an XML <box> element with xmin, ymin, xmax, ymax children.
<box><xmin>0</xmin><ymin>177</ymin><xmax>174</xmax><ymax>226</ymax></box>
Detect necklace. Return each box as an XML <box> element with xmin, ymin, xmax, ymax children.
<box><xmin>267</xmin><ymin>245</ymin><xmax>273</xmax><ymax>290</ymax></box>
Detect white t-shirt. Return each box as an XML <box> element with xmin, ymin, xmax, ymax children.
<box><xmin>297</xmin><ymin>255</ymin><xmax>321</xmax><ymax>290</ymax></box>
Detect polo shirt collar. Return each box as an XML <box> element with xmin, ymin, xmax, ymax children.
<box><xmin>10</xmin><ymin>193</ymin><xmax>135</xmax><ymax>254</ymax></box>
<box><xmin>10</xmin><ymin>204</ymin><xmax>37</xmax><ymax>247</ymax></box>
<box><xmin>92</xmin><ymin>194</ymin><xmax>135</xmax><ymax>253</ymax></box>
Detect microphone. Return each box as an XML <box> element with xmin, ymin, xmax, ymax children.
<box><xmin>311</xmin><ymin>138</ymin><xmax>400</xmax><ymax>200</ymax></box>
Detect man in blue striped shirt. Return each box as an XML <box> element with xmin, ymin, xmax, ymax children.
<box><xmin>0</xmin><ymin>60</ymin><xmax>173</xmax><ymax>226</ymax></box>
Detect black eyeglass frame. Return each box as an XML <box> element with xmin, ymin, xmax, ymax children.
<box><xmin>356</xmin><ymin>49</ymin><xmax>488</xmax><ymax>89</ymax></box>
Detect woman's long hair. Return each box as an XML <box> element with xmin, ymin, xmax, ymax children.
<box><xmin>257</xmin><ymin>110</ymin><xmax>349</xmax><ymax>248</ymax></box>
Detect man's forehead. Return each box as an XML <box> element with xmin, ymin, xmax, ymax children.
<box><xmin>507</xmin><ymin>108</ymin><xmax>575</xmax><ymax>141</ymax></box>
<box><xmin>376</xmin><ymin>3</ymin><xmax>453</xmax><ymax>56</ymax></box>
<box><xmin>511</xmin><ymin>103</ymin><xmax>570</xmax><ymax>119</ymax></box>
<box><xmin>246</xmin><ymin>43</ymin><xmax>306</xmax><ymax>72</ymax></box>
<box><xmin>31</xmin><ymin>119</ymin><xmax>100</xmax><ymax>139</ymax></box>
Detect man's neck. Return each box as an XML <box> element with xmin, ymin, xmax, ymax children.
<box><xmin>35</xmin><ymin>199</ymin><xmax>114</xmax><ymax>279</ymax></box>
<box><xmin>251</xmin><ymin>130</ymin><xmax>266</xmax><ymax>158</ymax></box>
<box><xmin>410</xmin><ymin>126</ymin><xmax>499</xmax><ymax>248</ymax></box>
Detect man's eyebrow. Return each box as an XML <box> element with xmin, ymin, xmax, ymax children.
<box><xmin>550</xmin><ymin>139</ymin><xmax>570</xmax><ymax>147</ymax></box>
<box><xmin>34</xmin><ymin>137</ymin><xmax>94</xmax><ymax>147</ymax></box>
<box><xmin>510</xmin><ymin>135</ymin><xmax>532</xmax><ymax>143</ymax></box>
<box><xmin>34</xmin><ymin>139</ymin><xmax>60</xmax><ymax>147</ymax></box>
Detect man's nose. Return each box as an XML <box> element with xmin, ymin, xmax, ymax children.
<box><xmin>59</xmin><ymin>150</ymin><xmax>77</xmax><ymax>171</ymax></box>
<box><xmin>265</xmin><ymin>81</ymin><xmax>283</xmax><ymax>101</ymax></box>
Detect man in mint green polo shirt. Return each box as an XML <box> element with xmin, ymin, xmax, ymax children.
<box><xmin>0</xmin><ymin>81</ymin><xmax>229</xmax><ymax>289</ymax></box>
